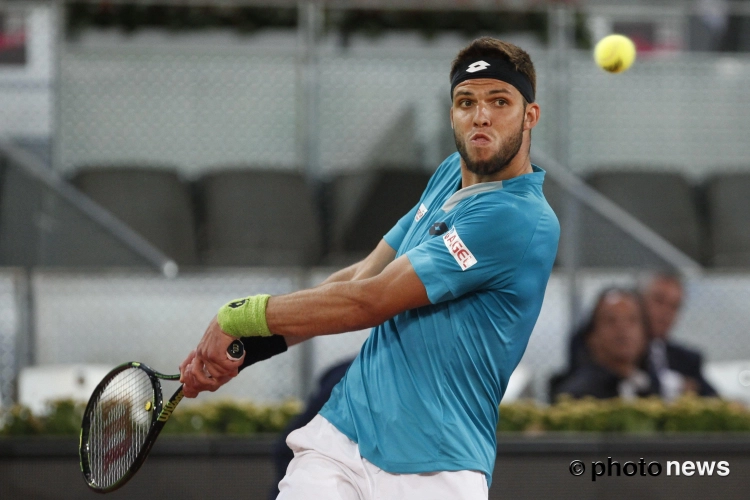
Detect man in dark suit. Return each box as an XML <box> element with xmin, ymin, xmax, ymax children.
<box><xmin>553</xmin><ymin>288</ymin><xmax>660</xmax><ymax>400</ymax></box>
<box><xmin>642</xmin><ymin>273</ymin><xmax>717</xmax><ymax>398</ymax></box>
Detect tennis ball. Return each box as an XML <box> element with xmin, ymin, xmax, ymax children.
<box><xmin>594</xmin><ymin>34</ymin><xmax>636</xmax><ymax>73</ymax></box>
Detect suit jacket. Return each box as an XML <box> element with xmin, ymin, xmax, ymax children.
<box><xmin>552</xmin><ymin>361</ymin><xmax>660</xmax><ymax>401</ymax></box>
<box><xmin>558</xmin><ymin>332</ymin><xmax>718</xmax><ymax>399</ymax></box>
<box><xmin>660</xmin><ymin>341</ymin><xmax>717</xmax><ymax>397</ymax></box>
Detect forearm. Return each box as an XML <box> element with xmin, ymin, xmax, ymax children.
<box><xmin>318</xmin><ymin>240</ymin><xmax>397</xmax><ymax>286</ymax></box>
<box><xmin>267</xmin><ymin>255</ymin><xmax>427</xmax><ymax>338</ymax></box>
<box><xmin>267</xmin><ymin>281</ymin><xmax>386</xmax><ymax>338</ymax></box>
<box><xmin>318</xmin><ymin>262</ymin><xmax>360</xmax><ymax>286</ymax></box>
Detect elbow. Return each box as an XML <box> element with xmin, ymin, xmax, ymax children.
<box><xmin>350</xmin><ymin>281</ymin><xmax>392</xmax><ymax>329</ymax></box>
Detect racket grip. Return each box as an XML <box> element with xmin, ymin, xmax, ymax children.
<box><xmin>226</xmin><ymin>339</ymin><xmax>245</xmax><ymax>360</ymax></box>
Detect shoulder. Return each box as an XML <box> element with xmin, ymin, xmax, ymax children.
<box><xmin>457</xmin><ymin>189</ymin><xmax>557</xmax><ymax>250</ymax></box>
<box><xmin>426</xmin><ymin>152</ymin><xmax>461</xmax><ymax>188</ymax></box>
<box><xmin>665</xmin><ymin>342</ymin><xmax>703</xmax><ymax>365</ymax></box>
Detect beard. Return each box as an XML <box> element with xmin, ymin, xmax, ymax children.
<box><xmin>454</xmin><ymin>120</ymin><xmax>525</xmax><ymax>176</ymax></box>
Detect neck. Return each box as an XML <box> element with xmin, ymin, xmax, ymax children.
<box><xmin>460</xmin><ymin>141</ymin><xmax>533</xmax><ymax>189</ymax></box>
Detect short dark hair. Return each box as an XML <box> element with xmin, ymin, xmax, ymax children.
<box><xmin>450</xmin><ymin>37</ymin><xmax>537</xmax><ymax>99</ymax></box>
<box><xmin>640</xmin><ymin>270</ymin><xmax>683</xmax><ymax>293</ymax></box>
<box><xmin>582</xmin><ymin>287</ymin><xmax>647</xmax><ymax>340</ymax></box>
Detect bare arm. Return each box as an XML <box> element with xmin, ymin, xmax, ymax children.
<box><xmin>179</xmin><ymin>247</ymin><xmax>427</xmax><ymax>396</ymax></box>
<box><xmin>318</xmin><ymin>239</ymin><xmax>397</xmax><ymax>285</ymax></box>
<box><xmin>283</xmin><ymin>239</ymin><xmax>397</xmax><ymax>347</ymax></box>
<box><xmin>268</xmin><ymin>253</ymin><xmax>429</xmax><ymax>338</ymax></box>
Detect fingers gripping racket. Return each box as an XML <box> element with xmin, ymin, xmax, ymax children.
<box><xmin>79</xmin><ymin>339</ymin><xmax>245</xmax><ymax>493</ymax></box>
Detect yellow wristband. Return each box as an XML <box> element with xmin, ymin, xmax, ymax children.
<box><xmin>217</xmin><ymin>294</ymin><xmax>272</xmax><ymax>337</ymax></box>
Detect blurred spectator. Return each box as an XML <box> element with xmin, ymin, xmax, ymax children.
<box><xmin>551</xmin><ymin>288</ymin><xmax>659</xmax><ymax>401</ymax></box>
<box><xmin>641</xmin><ymin>272</ymin><xmax>717</xmax><ymax>399</ymax></box>
<box><xmin>268</xmin><ymin>358</ymin><xmax>354</xmax><ymax>500</ymax></box>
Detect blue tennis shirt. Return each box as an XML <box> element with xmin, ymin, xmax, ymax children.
<box><xmin>320</xmin><ymin>152</ymin><xmax>560</xmax><ymax>486</ymax></box>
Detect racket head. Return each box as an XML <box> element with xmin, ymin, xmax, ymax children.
<box><xmin>79</xmin><ymin>362</ymin><xmax>167</xmax><ymax>493</ymax></box>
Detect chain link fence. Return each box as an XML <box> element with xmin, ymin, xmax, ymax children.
<box><xmin>2</xmin><ymin>4</ymin><xmax>750</xmax><ymax>410</ymax></box>
<box><xmin>58</xmin><ymin>46</ymin><xmax>299</xmax><ymax>175</ymax></box>
<box><xmin>0</xmin><ymin>270</ymin><xmax>24</xmax><ymax>409</ymax></box>
<box><xmin>55</xmin><ymin>37</ymin><xmax>750</xmax><ymax>179</ymax></box>
<box><xmin>4</xmin><ymin>267</ymin><xmax>747</xmax><ymax>406</ymax></box>
<box><xmin>32</xmin><ymin>269</ymin><xmax>305</xmax><ymax>403</ymax></box>
<box><xmin>567</xmin><ymin>52</ymin><xmax>750</xmax><ymax>178</ymax></box>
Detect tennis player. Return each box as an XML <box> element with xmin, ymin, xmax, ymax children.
<box><xmin>180</xmin><ymin>37</ymin><xmax>559</xmax><ymax>499</ymax></box>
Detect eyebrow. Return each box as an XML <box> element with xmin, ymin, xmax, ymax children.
<box><xmin>453</xmin><ymin>88</ymin><xmax>513</xmax><ymax>99</ymax></box>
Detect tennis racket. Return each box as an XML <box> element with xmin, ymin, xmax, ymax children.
<box><xmin>79</xmin><ymin>338</ymin><xmax>245</xmax><ymax>493</ymax></box>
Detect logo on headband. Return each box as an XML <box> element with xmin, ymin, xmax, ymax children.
<box><xmin>466</xmin><ymin>60</ymin><xmax>490</xmax><ymax>73</ymax></box>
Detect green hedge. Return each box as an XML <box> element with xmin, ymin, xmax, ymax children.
<box><xmin>499</xmin><ymin>396</ymin><xmax>750</xmax><ymax>433</ymax></box>
<box><xmin>3</xmin><ymin>396</ymin><xmax>750</xmax><ymax>437</ymax></box>
<box><xmin>0</xmin><ymin>399</ymin><xmax>303</xmax><ymax>437</ymax></box>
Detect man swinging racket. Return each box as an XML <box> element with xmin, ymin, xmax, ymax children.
<box><xmin>179</xmin><ymin>37</ymin><xmax>559</xmax><ymax>500</ymax></box>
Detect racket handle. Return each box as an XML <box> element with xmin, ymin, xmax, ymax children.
<box><xmin>226</xmin><ymin>338</ymin><xmax>245</xmax><ymax>360</ymax></box>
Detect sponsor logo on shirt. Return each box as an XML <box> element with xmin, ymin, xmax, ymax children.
<box><xmin>443</xmin><ymin>227</ymin><xmax>477</xmax><ymax>271</ymax></box>
<box><xmin>429</xmin><ymin>221</ymin><xmax>449</xmax><ymax>236</ymax></box>
<box><xmin>415</xmin><ymin>203</ymin><xmax>428</xmax><ymax>222</ymax></box>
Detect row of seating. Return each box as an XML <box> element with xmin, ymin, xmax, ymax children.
<box><xmin>70</xmin><ymin>166</ymin><xmax>430</xmax><ymax>267</ymax></box>
<box><xmin>69</xmin><ymin>166</ymin><xmax>750</xmax><ymax>268</ymax></box>
<box><xmin>585</xmin><ymin>171</ymin><xmax>749</xmax><ymax>267</ymax></box>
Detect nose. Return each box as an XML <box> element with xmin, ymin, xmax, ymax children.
<box><xmin>472</xmin><ymin>103</ymin><xmax>491</xmax><ymax>127</ymax></box>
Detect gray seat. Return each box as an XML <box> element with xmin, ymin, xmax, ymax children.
<box><xmin>586</xmin><ymin>171</ymin><xmax>702</xmax><ymax>262</ymax></box>
<box><xmin>328</xmin><ymin>168</ymin><xmax>431</xmax><ymax>262</ymax></box>
<box><xmin>705</xmin><ymin>173</ymin><xmax>750</xmax><ymax>267</ymax></box>
<box><xmin>199</xmin><ymin>169</ymin><xmax>322</xmax><ymax>266</ymax></box>
<box><xmin>71</xmin><ymin>167</ymin><xmax>199</xmax><ymax>265</ymax></box>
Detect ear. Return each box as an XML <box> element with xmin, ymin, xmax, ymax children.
<box><xmin>523</xmin><ymin>102</ymin><xmax>540</xmax><ymax>132</ymax></box>
<box><xmin>449</xmin><ymin>107</ymin><xmax>454</xmax><ymax>130</ymax></box>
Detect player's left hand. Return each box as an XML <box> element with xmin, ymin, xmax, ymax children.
<box><xmin>179</xmin><ymin>316</ymin><xmax>246</xmax><ymax>398</ymax></box>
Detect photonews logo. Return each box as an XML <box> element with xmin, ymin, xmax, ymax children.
<box><xmin>570</xmin><ymin>457</ymin><xmax>730</xmax><ymax>482</ymax></box>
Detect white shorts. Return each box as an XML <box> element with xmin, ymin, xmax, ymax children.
<box><xmin>276</xmin><ymin>414</ymin><xmax>489</xmax><ymax>500</ymax></box>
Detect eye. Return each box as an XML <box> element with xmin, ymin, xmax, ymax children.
<box><xmin>459</xmin><ymin>99</ymin><xmax>472</xmax><ymax>107</ymax></box>
<box><xmin>496</xmin><ymin>99</ymin><xmax>508</xmax><ymax>106</ymax></box>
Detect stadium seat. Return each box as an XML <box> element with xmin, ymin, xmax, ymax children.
<box><xmin>71</xmin><ymin>167</ymin><xmax>199</xmax><ymax>265</ymax></box>
<box><xmin>705</xmin><ymin>173</ymin><xmax>750</xmax><ymax>267</ymax></box>
<box><xmin>198</xmin><ymin>169</ymin><xmax>323</xmax><ymax>266</ymax></box>
<box><xmin>586</xmin><ymin>171</ymin><xmax>703</xmax><ymax>262</ymax></box>
<box><xmin>326</xmin><ymin>168</ymin><xmax>431</xmax><ymax>263</ymax></box>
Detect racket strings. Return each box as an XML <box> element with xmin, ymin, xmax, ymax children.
<box><xmin>86</xmin><ymin>367</ymin><xmax>155</xmax><ymax>489</ymax></box>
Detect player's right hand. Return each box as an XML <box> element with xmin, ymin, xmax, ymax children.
<box><xmin>179</xmin><ymin>316</ymin><xmax>245</xmax><ymax>398</ymax></box>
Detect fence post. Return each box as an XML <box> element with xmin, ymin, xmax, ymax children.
<box><xmin>298</xmin><ymin>1</ymin><xmax>323</xmax><ymax>182</ymax></box>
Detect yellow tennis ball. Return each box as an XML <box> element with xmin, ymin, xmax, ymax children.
<box><xmin>594</xmin><ymin>34</ymin><xmax>636</xmax><ymax>73</ymax></box>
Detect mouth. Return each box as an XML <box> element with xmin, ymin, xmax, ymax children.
<box><xmin>469</xmin><ymin>133</ymin><xmax>492</xmax><ymax>146</ymax></box>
